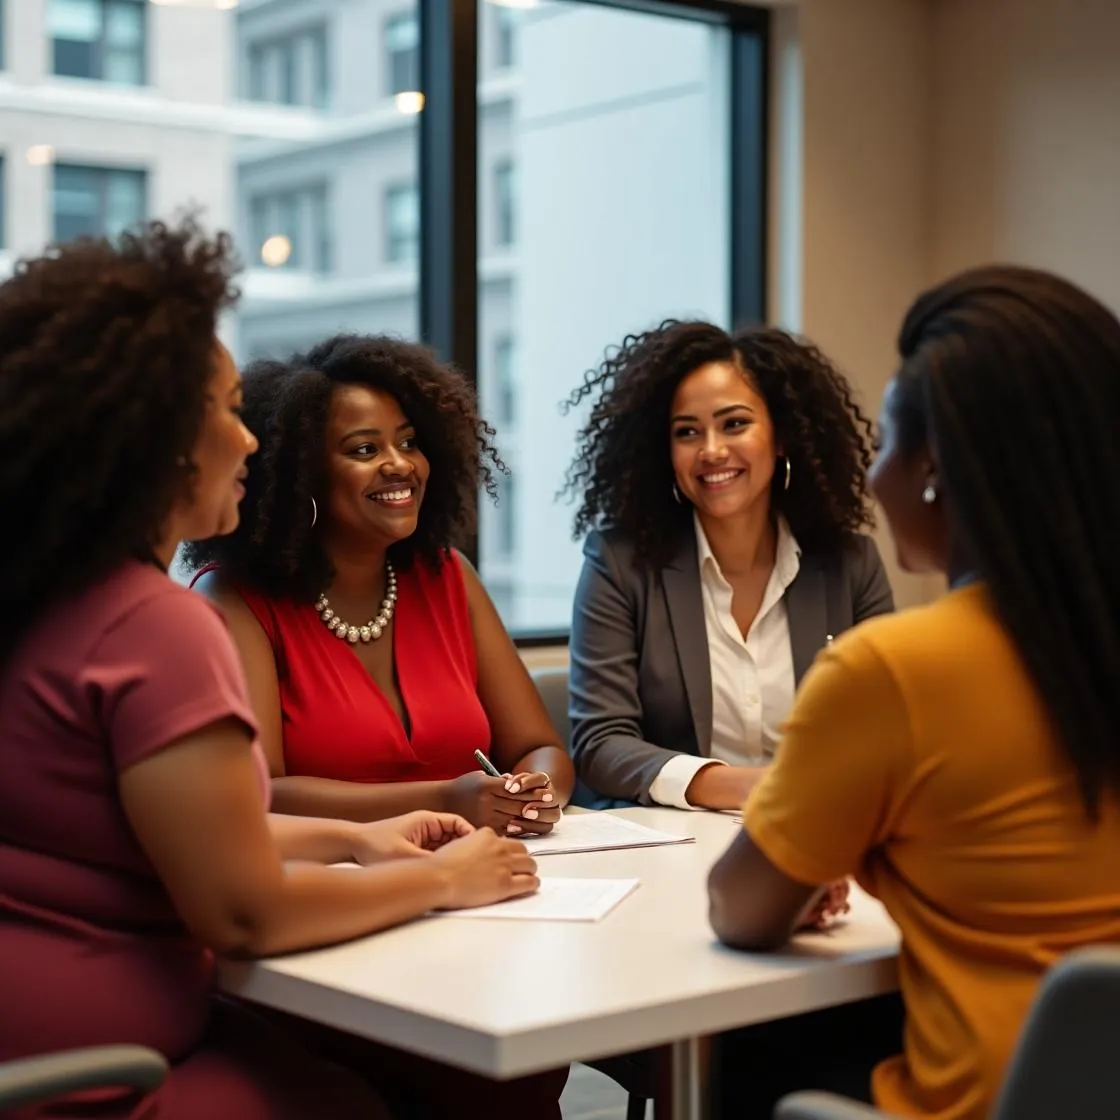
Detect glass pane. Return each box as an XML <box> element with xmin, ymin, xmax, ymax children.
<box><xmin>52</xmin><ymin>164</ymin><xmax>101</xmax><ymax>241</ymax></box>
<box><xmin>105</xmin><ymin>1</ymin><xmax>142</xmax><ymax>48</ymax></box>
<box><xmin>52</xmin><ymin>38</ymin><xmax>96</xmax><ymax>79</ymax></box>
<box><xmin>104</xmin><ymin>169</ymin><xmax>146</xmax><ymax>236</ymax></box>
<box><xmin>385</xmin><ymin>13</ymin><xmax>419</xmax><ymax>95</ymax></box>
<box><xmin>48</xmin><ymin>0</ymin><xmax>100</xmax><ymax>42</ymax></box>
<box><xmin>477</xmin><ymin>1</ymin><xmax>733</xmax><ymax>633</ymax></box>
<box><xmin>384</xmin><ymin>183</ymin><xmax>419</xmax><ymax>263</ymax></box>
<box><xmin>103</xmin><ymin>47</ymin><xmax>143</xmax><ymax>85</ymax></box>
<box><xmin>235</xmin><ymin>0</ymin><xmax>421</xmax><ymax>359</ymax></box>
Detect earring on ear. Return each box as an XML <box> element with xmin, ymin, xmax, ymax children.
<box><xmin>672</xmin><ymin>484</ymin><xmax>683</xmax><ymax>505</ymax></box>
<box><xmin>783</xmin><ymin>457</ymin><xmax>792</xmax><ymax>492</ymax></box>
<box><xmin>310</xmin><ymin>496</ymin><xmax>318</xmax><ymax>527</ymax></box>
<box><xmin>921</xmin><ymin>484</ymin><xmax>937</xmax><ymax>504</ymax></box>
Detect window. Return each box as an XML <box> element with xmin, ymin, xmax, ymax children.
<box><xmin>49</xmin><ymin>0</ymin><xmax>145</xmax><ymax>85</ymax></box>
<box><xmin>246</xmin><ymin>25</ymin><xmax>329</xmax><ymax>109</ymax></box>
<box><xmin>475</xmin><ymin>2</ymin><xmax>763</xmax><ymax>634</ymax></box>
<box><xmin>385</xmin><ymin>13</ymin><xmax>419</xmax><ymax>96</ymax></box>
<box><xmin>0</xmin><ymin>155</ymin><xmax>5</xmax><ymax>250</ymax></box>
<box><xmin>249</xmin><ymin>185</ymin><xmax>331</xmax><ymax>273</ymax></box>
<box><xmin>384</xmin><ymin>183</ymin><xmax>419</xmax><ymax>264</ymax></box>
<box><xmin>52</xmin><ymin>164</ymin><xmax>146</xmax><ymax>242</ymax></box>
<box><xmin>494</xmin><ymin>5</ymin><xmax>516</xmax><ymax>70</ymax></box>
<box><xmin>494</xmin><ymin>336</ymin><xmax>516</xmax><ymax>428</ymax></box>
<box><xmin>493</xmin><ymin>160</ymin><xmax>515</xmax><ymax>248</ymax></box>
<box><xmin>496</xmin><ymin>472</ymin><xmax>516</xmax><ymax>560</ymax></box>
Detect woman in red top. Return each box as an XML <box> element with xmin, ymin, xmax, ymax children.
<box><xmin>186</xmin><ymin>333</ymin><xmax>575</xmax><ymax>1115</ymax></box>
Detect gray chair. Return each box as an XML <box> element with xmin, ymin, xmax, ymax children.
<box><xmin>530</xmin><ymin>665</ymin><xmax>664</xmax><ymax>1120</ymax></box>
<box><xmin>0</xmin><ymin>1045</ymin><xmax>168</xmax><ymax>1112</ymax></box>
<box><xmin>775</xmin><ymin>944</ymin><xmax>1120</xmax><ymax>1120</ymax></box>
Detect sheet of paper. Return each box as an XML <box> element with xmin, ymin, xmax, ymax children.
<box><xmin>520</xmin><ymin>812</ymin><xmax>694</xmax><ymax>856</ymax></box>
<box><xmin>435</xmin><ymin>878</ymin><xmax>639</xmax><ymax>922</ymax></box>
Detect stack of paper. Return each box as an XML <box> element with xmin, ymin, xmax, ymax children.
<box><xmin>520</xmin><ymin>812</ymin><xmax>694</xmax><ymax>856</ymax></box>
<box><xmin>436</xmin><ymin>878</ymin><xmax>639</xmax><ymax>922</ymax></box>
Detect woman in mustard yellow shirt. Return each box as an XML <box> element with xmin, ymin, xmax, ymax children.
<box><xmin>709</xmin><ymin>264</ymin><xmax>1120</xmax><ymax>1120</ymax></box>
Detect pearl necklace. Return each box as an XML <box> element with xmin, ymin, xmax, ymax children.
<box><xmin>315</xmin><ymin>562</ymin><xmax>398</xmax><ymax>643</ymax></box>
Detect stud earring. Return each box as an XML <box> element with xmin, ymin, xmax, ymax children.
<box><xmin>310</xmin><ymin>496</ymin><xmax>318</xmax><ymax>527</ymax></box>
<box><xmin>922</xmin><ymin>484</ymin><xmax>937</xmax><ymax>504</ymax></box>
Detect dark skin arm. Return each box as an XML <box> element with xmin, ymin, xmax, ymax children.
<box><xmin>708</xmin><ymin>830</ymin><xmax>840</xmax><ymax>951</ymax></box>
<box><xmin>195</xmin><ymin>568</ymin><xmax>573</xmax><ymax>831</ymax></box>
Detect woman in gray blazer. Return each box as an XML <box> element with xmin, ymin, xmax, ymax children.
<box><xmin>565</xmin><ymin>320</ymin><xmax>894</xmax><ymax>812</ymax></box>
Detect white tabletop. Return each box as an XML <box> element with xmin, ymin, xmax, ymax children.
<box><xmin>219</xmin><ymin>809</ymin><xmax>900</xmax><ymax>1078</ymax></box>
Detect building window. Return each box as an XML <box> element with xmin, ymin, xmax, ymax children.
<box><xmin>384</xmin><ymin>183</ymin><xmax>419</xmax><ymax>264</ymax></box>
<box><xmin>494</xmin><ymin>160</ymin><xmax>515</xmax><ymax>247</ymax></box>
<box><xmin>494</xmin><ymin>5</ymin><xmax>516</xmax><ymax>69</ymax></box>
<box><xmin>246</xmin><ymin>25</ymin><xmax>329</xmax><ymax>109</ymax></box>
<box><xmin>52</xmin><ymin>164</ymin><xmax>147</xmax><ymax>242</ymax></box>
<box><xmin>49</xmin><ymin>0</ymin><xmax>145</xmax><ymax>85</ymax></box>
<box><xmin>0</xmin><ymin>155</ymin><xmax>5</xmax><ymax>250</ymax></box>
<box><xmin>248</xmin><ymin>184</ymin><xmax>332</xmax><ymax>273</ymax></box>
<box><xmin>494</xmin><ymin>336</ymin><xmax>516</xmax><ymax>427</ymax></box>
<box><xmin>385</xmin><ymin>13</ymin><xmax>419</xmax><ymax>96</ymax></box>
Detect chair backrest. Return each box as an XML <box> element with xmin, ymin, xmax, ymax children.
<box><xmin>530</xmin><ymin>665</ymin><xmax>571</xmax><ymax>748</ymax></box>
<box><xmin>991</xmin><ymin>944</ymin><xmax>1120</xmax><ymax>1120</ymax></box>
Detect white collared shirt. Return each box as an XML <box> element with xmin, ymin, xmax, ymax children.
<box><xmin>648</xmin><ymin>513</ymin><xmax>801</xmax><ymax>809</ymax></box>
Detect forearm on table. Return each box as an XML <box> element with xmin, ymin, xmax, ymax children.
<box><xmin>573</xmin><ymin>733</ymin><xmax>672</xmax><ymax>804</ymax></box>
<box><xmin>237</xmin><ymin>860</ymin><xmax>451</xmax><ymax>958</ymax></box>
<box><xmin>268</xmin><ymin>812</ymin><xmax>360</xmax><ymax>864</ymax></box>
<box><xmin>269</xmin><ymin>775</ymin><xmax>450</xmax><ymax>822</ymax></box>
<box><xmin>511</xmin><ymin>745</ymin><xmax>575</xmax><ymax>805</ymax></box>
<box><xmin>684</xmin><ymin>763</ymin><xmax>766</xmax><ymax>811</ymax></box>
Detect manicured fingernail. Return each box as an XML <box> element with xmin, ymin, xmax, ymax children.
<box><xmin>507</xmin><ymin>823</ymin><xmax>523</xmax><ymax>834</ymax></box>
<box><xmin>541</xmin><ymin>793</ymin><xmax>554</xmax><ymax>802</ymax></box>
<box><xmin>507</xmin><ymin>782</ymin><xmax>520</xmax><ymax>793</ymax></box>
<box><xmin>523</xmin><ymin>808</ymin><xmax>539</xmax><ymax>820</ymax></box>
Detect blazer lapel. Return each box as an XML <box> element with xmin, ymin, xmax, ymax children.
<box><xmin>661</xmin><ymin>533</ymin><xmax>714</xmax><ymax>756</ymax></box>
<box><xmin>786</xmin><ymin>555</ymin><xmax>831</xmax><ymax>684</ymax></box>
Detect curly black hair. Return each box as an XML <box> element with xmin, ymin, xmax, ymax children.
<box><xmin>183</xmin><ymin>334</ymin><xmax>503</xmax><ymax>601</ymax></box>
<box><xmin>562</xmin><ymin>320</ymin><xmax>876</xmax><ymax>568</ymax></box>
<box><xmin>0</xmin><ymin>216</ymin><xmax>238</xmax><ymax>664</ymax></box>
<box><xmin>890</xmin><ymin>265</ymin><xmax>1120</xmax><ymax>818</ymax></box>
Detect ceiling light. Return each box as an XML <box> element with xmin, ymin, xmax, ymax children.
<box><xmin>27</xmin><ymin>145</ymin><xmax>55</xmax><ymax>166</ymax></box>
<box><xmin>260</xmin><ymin>235</ymin><xmax>292</xmax><ymax>268</ymax></box>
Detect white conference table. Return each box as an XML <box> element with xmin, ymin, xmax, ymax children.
<box><xmin>219</xmin><ymin>809</ymin><xmax>900</xmax><ymax>1119</ymax></box>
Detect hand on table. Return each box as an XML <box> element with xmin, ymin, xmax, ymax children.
<box><xmin>443</xmin><ymin>771</ymin><xmax>561</xmax><ymax>836</ymax></box>
<box><xmin>797</xmin><ymin>879</ymin><xmax>852</xmax><ymax>931</ymax></box>
<box><xmin>349</xmin><ymin>811</ymin><xmax>474</xmax><ymax>864</ymax></box>
<box><xmin>432</xmin><ymin>828</ymin><xmax>540</xmax><ymax>909</ymax></box>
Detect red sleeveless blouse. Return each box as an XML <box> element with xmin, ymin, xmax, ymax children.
<box><xmin>196</xmin><ymin>551</ymin><xmax>491</xmax><ymax>783</ymax></box>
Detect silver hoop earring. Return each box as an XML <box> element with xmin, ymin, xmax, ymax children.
<box><xmin>672</xmin><ymin>484</ymin><xmax>682</xmax><ymax>505</ymax></box>
<box><xmin>784</xmin><ymin>457</ymin><xmax>791</xmax><ymax>492</ymax></box>
<box><xmin>310</xmin><ymin>496</ymin><xmax>318</xmax><ymax>527</ymax></box>
<box><xmin>921</xmin><ymin>484</ymin><xmax>937</xmax><ymax>505</ymax></box>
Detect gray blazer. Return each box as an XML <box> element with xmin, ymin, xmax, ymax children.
<box><xmin>568</xmin><ymin>527</ymin><xmax>894</xmax><ymax>805</ymax></box>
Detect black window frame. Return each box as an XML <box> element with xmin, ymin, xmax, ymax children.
<box><xmin>419</xmin><ymin>0</ymin><xmax>769</xmax><ymax>647</ymax></box>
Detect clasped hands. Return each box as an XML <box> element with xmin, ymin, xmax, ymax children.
<box><xmin>444</xmin><ymin>769</ymin><xmax>561</xmax><ymax>836</ymax></box>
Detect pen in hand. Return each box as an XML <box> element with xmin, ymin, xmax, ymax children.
<box><xmin>473</xmin><ymin>749</ymin><xmax>503</xmax><ymax>779</ymax></box>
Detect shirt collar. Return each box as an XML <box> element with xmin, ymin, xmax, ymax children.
<box><xmin>694</xmin><ymin>511</ymin><xmax>802</xmax><ymax>589</ymax></box>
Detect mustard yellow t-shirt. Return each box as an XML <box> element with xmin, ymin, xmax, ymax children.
<box><xmin>744</xmin><ymin>583</ymin><xmax>1120</xmax><ymax>1120</ymax></box>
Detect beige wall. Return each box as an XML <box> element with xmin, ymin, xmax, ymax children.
<box><xmin>774</xmin><ymin>0</ymin><xmax>1120</xmax><ymax>609</ymax></box>
<box><xmin>772</xmin><ymin>0</ymin><xmax>940</xmax><ymax>607</ymax></box>
<box><xmin>930</xmin><ymin>0</ymin><xmax>1120</xmax><ymax>311</ymax></box>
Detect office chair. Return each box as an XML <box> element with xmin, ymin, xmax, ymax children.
<box><xmin>775</xmin><ymin>944</ymin><xmax>1120</xmax><ymax>1120</ymax></box>
<box><xmin>0</xmin><ymin>1045</ymin><xmax>168</xmax><ymax>1113</ymax></box>
<box><xmin>530</xmin><ymin>665</ymin><xmax>665</xmax><ymax>1120</ymax></box>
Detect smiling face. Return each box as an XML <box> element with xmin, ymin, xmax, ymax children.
<box><xmin>668</xmin><ymin>360</ymin><xmax>779</xmax><ymax>524</ymax></box>
<box><xmin>324</xmin><ymin>383</ymin><xmax>430</xmax><ymax>550</ymax></box>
